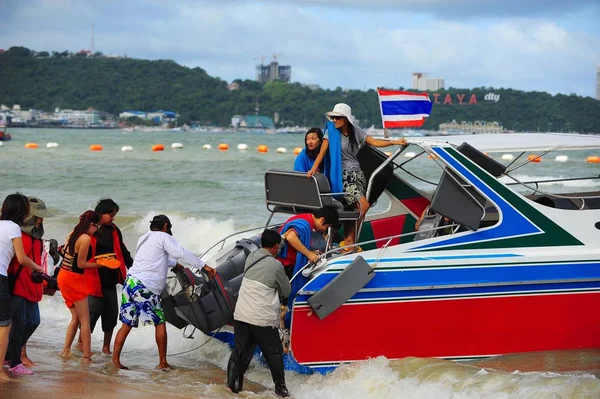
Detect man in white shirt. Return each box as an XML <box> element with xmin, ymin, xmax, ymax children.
<box><xmin>112</xmin><ymin>215</ymin><xmax>214</xmax><ymax>370</ymax></box>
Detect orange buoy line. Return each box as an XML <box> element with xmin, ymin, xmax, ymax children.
<box><xmin>24</xmin><ymin>142</ymin><xmax>38</xmax><ymax>149</ymax></box>
<box><xmin>293</xmin><ymin>147</ymin><xmax>302</xmax><ymax>155</ymax></box>
<box><xmin>89</xmin><ymin>144</ymin><xmax>103</xmax><ymax>151</ymax></box>
<box><xmin>527</xmin><ymin>154</ymin><xmax>541</xmax><ymax>162</ymax></box>
<box><xmin>587</xmin><ymin>156</ymin><xmax>600</xmax><ymax>163</ymax></box>
<box><xmin>257</xmin><ymin>144</ymin><xmax>268</xmax><ymax>153</ymax></box>
<box><xmin>218</xmin><ymin>143</ymin><xmax>229</xmax><ymax>151</ymax></box>
<box><xmin>152</xmin><ymin>144</ymin><xmax>165</xmax><ymax>152</ymax></box>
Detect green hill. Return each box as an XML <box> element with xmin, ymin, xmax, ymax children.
<box><xmin>1</xmin><ymin>46</ymin><xmax>599</xmax><ymax>132</ymax></box>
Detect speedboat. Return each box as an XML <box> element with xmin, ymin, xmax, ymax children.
<box><xmin>0</xmin><ymin>116</ymin><xmax>11</xmax><ymax>141</ymax></box>
<box><xmin>162</xmin><ymin>133</ymin><xmax>600</xmax><ymax>374</ymax></box>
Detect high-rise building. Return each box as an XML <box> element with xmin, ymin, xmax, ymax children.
<box><xmin>256</xmin><ymin>55</ymin><xmax>291</xmax><ymax>83</ymax></box>
<box><xmin>412</xmin><ymin>73</ymin><xmax>444</xmax><ymax>91</ymax></box>
<box><xmin>596</xmin><ymin>65</ymin><xmax>600</xmax><ymax>100</ymax></box>
<box><xmin>412</xmin><ymin>73</ymin><xmax>423</xmax><ymax>89</ymax></box>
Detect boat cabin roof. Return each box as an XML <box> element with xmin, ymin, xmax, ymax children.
<box><xmin>407</xmin><ymin>133</ymin><xmax>600</xmax><ymax>153</ymax></box>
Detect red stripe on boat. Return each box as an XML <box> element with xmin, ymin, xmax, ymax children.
<box><xmin>290</xmin><ymin>292</ymin><xmax>600</xmax><ymax>365</ymax></box>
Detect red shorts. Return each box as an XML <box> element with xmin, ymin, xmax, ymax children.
<box><xmin>57</xmin><ymin>269</ymin><xmax>89</xmax><ymax>308</ymax></box>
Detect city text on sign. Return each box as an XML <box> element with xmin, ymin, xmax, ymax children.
<box><xmin>427</xmin><ymin>92</ymin><xmax>501</xmax><ymax>105</ymax></box>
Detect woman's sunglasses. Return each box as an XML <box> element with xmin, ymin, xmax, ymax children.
<box><xmin>331</xmin><ymin>116</ymin><xmax>345</xmax><ymax>121</ymax></box>
<box><xmin>91</xmin><ymin>223</ymin><xmax>101</xmax><ymax>228</ymax></box>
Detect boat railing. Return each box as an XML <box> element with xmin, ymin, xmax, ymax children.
<box><xmin>290</xmin><ymin>222</ymin><xmax>460</xmax><ymax>285</ymax></box>
<box><xmin>506</xmin><ymin>149</ymin><xmax>554</xmax><ymax>173</ymax></box>
<box><xmin>504</xmin><ymin>174</ymin><xmax>600</xmax><ymax>210</ymax></box>
<box><xmin>506</xmin><ymin>175</ymin><xmax>600</xmax><ymax>189</ymax></box>
<box><xmin>365</xmin><ymin>145</ymin><xmax>407</xmax><ymax>201</ymax></box>
<box><xmin>198</xmin><ymin>224</ymin><xmax>281</xmax><ymax>260</ymax></box>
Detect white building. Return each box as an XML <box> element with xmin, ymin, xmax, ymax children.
<box><xmin>53</xmin><ymin>107</ymin><xmax>115</xmax><ymax>128</ymax></box>
<box><xmin>119</xmin><ymin>110</ymin><xmax>178</xmax><ymax>124</ymax></box>
<box><xmin>412</xmin><ymin>73</ymin><xmax>445</xmax><ymax>91</ymax></box>
<box><xmin>439</xmin><ymin>120</ymin><xmax>505</xmax><ymax>134</ymax></box>
<box><xmin>54</xmin><ymin>108</ymin><xmax>97</xmax><ymax>127</ymax></box>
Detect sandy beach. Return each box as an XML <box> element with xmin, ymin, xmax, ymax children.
<box><xmin>0</xmin><ymin>341</ymin><xmax>268</xmax><ymax>399</ymax></box>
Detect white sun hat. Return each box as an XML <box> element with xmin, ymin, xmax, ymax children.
<box><xmin>325</xmin><ymin>103</ymin><xmax>356</xmax><ymax>126</ymax></box>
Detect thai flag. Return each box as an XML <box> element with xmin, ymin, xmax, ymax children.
<box><xmin>377</xmin><ymin>89</ymin><xmax>432</xmax><ymax>128</ymax></box>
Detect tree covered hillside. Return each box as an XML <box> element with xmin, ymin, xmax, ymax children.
<box><xmin>1</xmin><ymin>46</ymin><xmax>599</xmax><ymax>132</ymax></box>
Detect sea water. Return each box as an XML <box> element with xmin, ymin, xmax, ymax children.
<box><xmin>1</xmin><ymin>128</ymin><xmax>600</xmax><ymax>398</ymax></box>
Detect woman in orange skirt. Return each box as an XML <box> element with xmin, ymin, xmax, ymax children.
<box><xmin>58</xmin><ymin>210</ymin><xmax>101</xmax><ymax>360</ymax></box>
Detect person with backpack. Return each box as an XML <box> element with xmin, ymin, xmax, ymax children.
<box><xmin>0</xmin><ymin>193</ymin><xmax>43</xmax><ymax>381</ymax></box>
<box><xmin>6</xmin><ymin>196</ymin><xmax>53</xmax><ymax>375</ymax></box>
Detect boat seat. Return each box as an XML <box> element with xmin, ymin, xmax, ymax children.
<box><xmin>265</xmin><ymin>170</ymin><xmax>360</xmax><ymax>221</ymax></box>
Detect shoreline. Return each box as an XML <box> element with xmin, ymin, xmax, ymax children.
<box><xmin>0</xmin><ymin>340</ymin><xmax>267</xmax><ymax>399</ymax></box>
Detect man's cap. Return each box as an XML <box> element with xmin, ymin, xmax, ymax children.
<box><xmin>151</xmin><ymin>214</ymin><xmax>172</xmax><ymax>234</ymax></box>
<box><xmin>28</xmin><ymin>196</ymin><xmax>53</xmax><ymax>218</ymax></box>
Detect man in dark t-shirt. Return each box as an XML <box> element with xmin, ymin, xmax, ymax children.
<box><xmin>81</xmin><ymin>199</ymin><xmax>133</xmax><ymax>354</ymax></box>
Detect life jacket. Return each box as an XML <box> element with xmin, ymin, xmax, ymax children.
<box><xmin>277</xmin><ymin>213</ymin><xmax>315</xmax><ymax>269</ymax></box>
<box><xmin>8</xmin><ymin>232</ymin><xmax>43</xmax><ymax>302</ymax></box>
<box><xmin>84</xmin><ymin>225</ymin><xmax>127</xmax><ymax>297</ymax></box>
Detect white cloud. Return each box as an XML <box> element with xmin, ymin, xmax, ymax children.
<box><xmin>0</xmin><ymin>0</ymin><xmax>598</xmax><ymax>96</ymax></box>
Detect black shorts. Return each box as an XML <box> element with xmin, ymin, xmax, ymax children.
<box><xmin>89</xmin><ymin>285</ymin><xmax>119</xmax><ymax>333</ymax></box>
<box><xmin>0</xmin><ymin>275</ymin><xmax>11</xmax><ymax>327</ymax></box>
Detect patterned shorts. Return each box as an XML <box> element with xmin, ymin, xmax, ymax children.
<box><xmin>342</xmin><ymin>169</ymin><xmax>367</xmax><ymax>205</ymax></box>
<box><xmin>119</xmin><ymin>275</ymin><xmax>165</xmax><ymax>327</ymax></box>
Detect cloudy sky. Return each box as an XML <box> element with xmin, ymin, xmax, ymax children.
<box><xmin>1</xmin><ymin>0</ymin><xmax>599</xmax><ymax>97</ymax></box>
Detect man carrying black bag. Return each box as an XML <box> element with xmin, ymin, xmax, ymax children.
<box><xmin>227</xmin><ymin>229</ymin><xmax>291</xmax><ymax>397</ymax></box>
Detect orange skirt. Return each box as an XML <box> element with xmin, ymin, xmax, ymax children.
<box><xmin>57</xmin><ymin>268</ymin><xmax>89</xmax><ymax>308</ymax></box>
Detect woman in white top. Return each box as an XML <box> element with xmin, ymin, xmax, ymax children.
<box><xmin>0</xmin><ymin>193</ymin><xmax>43</xmax><ymax>381</ymax></box>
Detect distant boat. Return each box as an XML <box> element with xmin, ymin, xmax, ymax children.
<box><xmin>278</xmin><ymin>126</ymin><xmax>307</xmax><ymax>134</ymax></box>
<box><xmin>0</xmin><ymin>116</ymin><xmax>11</xmax><ymax>141</ymax></box>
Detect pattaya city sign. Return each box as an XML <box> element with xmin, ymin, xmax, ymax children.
<box><xmin>428</xmin><ymin>92</ymin><xmax>500</xmax><ymax>105</ymax></box>
<box><xmin>484</xmin><ymin>92</ymin><xmax>501</xmax><ymax>102</ymax></box>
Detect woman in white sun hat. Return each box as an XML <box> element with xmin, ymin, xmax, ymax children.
<box><xmin>307</xmin><ymin>103</ymin><xmax>406</xmax><ymax>248</ymax></box>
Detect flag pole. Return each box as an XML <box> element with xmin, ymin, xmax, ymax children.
<box><xmin>376</xmin><ymin>87</ymin><xmax>388</xmax><ymax>138</ymax></box>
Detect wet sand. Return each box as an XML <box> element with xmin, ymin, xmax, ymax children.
<box><xmin>472</xmin><ymin>348</ymin><xmax>600</xmax><ymax>376</ymax></box>
<box><xmin>0</xmin><ymin>342</ymin><xmax>269</xmax><ymax>399</ymax></box>
<box><xmin>3</xmin><ymin>334</ymin><xmax>600</xmax><ymax>399</ymax></box>
<box><xmin>1</xmin><ymin>370</ymin><xmax>196</xmax><ymax>399</ymax></box>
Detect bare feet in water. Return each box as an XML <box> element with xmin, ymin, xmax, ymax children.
<box><xmin>0</xmin><ymin>371</ymin><xmax>12</xmax><ymax>382</ymax></box>
<box><xmin>102</xmin><ymin>345</ymin><xmax>112</xmax><ymax>355</ymax></box>
<box><xmin>75</xmin><ymin>342</ymin><xmax>83</xmax><ymax>352</ymax></box>
<box><xmin>21</xmin><ymin>356</ymin><xmax>35</xmax><ymax>367</ymax></box>
<box><xmin>59</xmin><ymin>349</ymin><xmax>71</xmax><ymax>358</ymax></box>
<box><xmin>157</xmin><ymin>362</ymin><xmax>173</xmax><ymax>371</ymax></box>
<box><xmin>112</xmin><ymin>359</ymin><xmax>129</xmax><ymax>370</ymax></box>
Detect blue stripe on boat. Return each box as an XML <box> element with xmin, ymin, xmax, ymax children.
<box><xmin>326</xmin><ymin>253</ymin><xmax>523</xmax><ymax>267</ymax></box>
<box><xmin>295</xmin><ymin>280</ymin><xmax>600</xmax><ymax>303</ymax></box>
<box><xmin>302</xmin><ymin>261</ymin><xmax>600</xmax><ymax>292</ymax></box>
<box><xmin>411</xmin><ymin>147</ymin><xmax>542</xmax><ymax>250</ymax></box>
